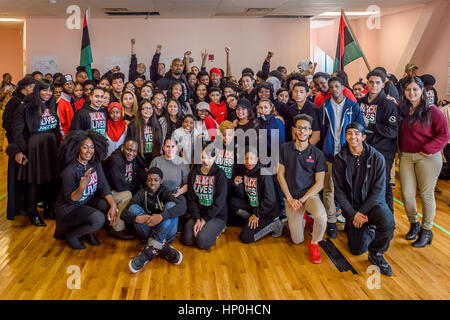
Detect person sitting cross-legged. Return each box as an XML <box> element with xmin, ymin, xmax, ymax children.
<box><xmin>123</xmin><ymin>167</ymin><xmax>187</xmax><ymax>273</ymax></box>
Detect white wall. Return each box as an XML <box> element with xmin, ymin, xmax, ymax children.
<box><xmin>26</xmin><ymin>18</ymin><xmax>310</xmax><ymax>80</ymax></box>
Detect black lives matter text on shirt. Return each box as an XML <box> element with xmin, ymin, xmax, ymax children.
<box><xmin>90</xmin><ymin>112</ymin><xmax>107</xmax><ymax>136</ymax></box>
<box><xmin>193</xmin><ymin>175</ymin><xmax>215</xmax><ymax>206</ymax></box>
<box><xmin>244</xmin><ymin>176</ymin><xmax>259</xmax><ymax>207</ymax></box>
<box><xmin>38</xmin><ymin>108</ymin><xmax>58</xmax><ymax>132</ymax></box>
<box><xmin>215</xmin><ymin>149</ymin><xmax>234</xmax><ymax>179</ymax></box>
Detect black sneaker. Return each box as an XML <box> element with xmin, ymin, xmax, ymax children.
<box><xmin>129</xmin><ymin>245</ymin><xmax>158</xmax><ymax>273</ymax></box>
<box><xmin>161</xmin><ymin>243</ymin><xmax>183</xmax><ymax>265</ymax></box>
<box><xmin>326</xmin><ymin>222</ymin><xmax>338</xmax><ymax>239</ymax></box>
<box><xmin>368</xmin><ymin>252</ymin><xmax>393</xmax><ymax>276</ymax></box>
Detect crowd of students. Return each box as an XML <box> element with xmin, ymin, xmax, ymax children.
<box><xmin>1</xmin><ymin>41</ymin><xmax>449</xmax><ymax>277</ymax></box>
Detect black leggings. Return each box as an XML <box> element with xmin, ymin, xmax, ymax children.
<box><xmin>229</xmin><ymin>196</ymin><xmax>278</xmax><ymax>243</ymax></box>
<box><xmin>182</xmin><ymin>218</ymin><xmax>226</xmax><ymax>250</ymax></box>
<box><xmin>28</xmin><ymin>180</ymin><xmax>59</xmax><ymax>217</ymax></box>
<box><xmin>55</xmin><ymin>197</ymin><xmax>108</xmax><ymax>239</ymax></box>
<box><xmin>380</xmin><ymin>151</ymin><xmax>395</xmax><ymax>215</ymax></box>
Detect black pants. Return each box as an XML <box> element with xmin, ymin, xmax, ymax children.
<box><xmin>28</xmin><ymin>179</ymin><xmax>59</xmax><ymax>218</ymax></box>
<box><xmin>380</xmin><ymin>151</ymin><xmax>395</xmax><ymax>214</ymax></box>
<box><xmin>443</xmin><ymin>144</ymin><xmax>450</xmax><ymax>165</ymax></box>
<box><xmin>344</xmin><ymin>204</ymin><xmax>395</xmax><ymax>256</ymax></box>
<box><xmin>55</xmin><ymin>197</ymin><xmax>108</xmax><ymax>239</ymax></box>
<box><xmin>6</xmin><ymin>155</ymin><xmax>28</xmax><ymax>220</ymax></box>
<box><xmin>229</xmin><ymin>196</ymin><xmax>278</xmax><ymax>244</ymax></box>
<box><xmin>182</xmin><ymin>217</ymin><xmax>226</xmax><ymax>250</ymax></box>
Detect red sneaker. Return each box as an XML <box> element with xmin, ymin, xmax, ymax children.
<box><xmin>307</xmin><ymin>240</ymin><xmax>322</xmax><ymax>264</ymax></box>
<box><xmin>303</xmin><ymin>212</ymin><xmax>313</xmax><ymax>228</ymax></box>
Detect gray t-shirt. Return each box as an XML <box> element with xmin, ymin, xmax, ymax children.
<box><xmin>149</xmin><ymin>155</ymin><xmax>190</xmax><ymax>192</ymax></box>
<box><xmin>331</xmin><ymin>97</ymin><xmax>346</xmax><ymax>155</ymax></box>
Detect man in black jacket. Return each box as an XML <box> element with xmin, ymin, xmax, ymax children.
<box><xmin>69</xmin><ymin>87</ymin><xmax>107</xmax><ymax>136</ymax></box>
<box><xmin>104</xmin><ymin>138</ymin><xmax>146</xmax><ymax>240</ymax></box>
<box><xmin>124</xmin><ymin>167</ymin><xmax>187</xmax><ymax>273</ymax></box>
<box><xmin>156</xmin><ymin>58</ymin><xmax>190</xmax><ymax>102</ymax></box>
<box><xmin>359</xmin><ymin>70</ymin><xmax>398</xmax><ymax>213</ymax></box>
<box><xmin>333</xmin><ymin>122</ymin><xmax>395</xmax><ymax>276</ymax></box>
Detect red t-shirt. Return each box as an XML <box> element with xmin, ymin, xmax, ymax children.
<box><xmin>209</xmin><ymin>101</ymin><xmax>227</xmax><ymax>125</ymax></box>
<box><xmin>314</xmin><ymin>87</ymin><xmax>356</xmax><ymax>107</ymax></box>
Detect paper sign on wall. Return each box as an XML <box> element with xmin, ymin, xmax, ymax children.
<box><xmin>103</xmin><ymin>56</ymin><xmax>130</xmax><ymax>82</ymax></box>
<box><xmin>32</xmin><ymin>56</ymin><xmax>58</xmax><ymax>75</ymax></box>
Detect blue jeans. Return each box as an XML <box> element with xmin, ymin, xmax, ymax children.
<box><xmin>129</xmin><ymin>202</ymin><xmax>178</xmax><ymax>243</ymax></box>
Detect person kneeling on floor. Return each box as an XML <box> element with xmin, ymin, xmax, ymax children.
<box><xmin>230</xmin><ymin>147</ymin><xmax>283</xmax><ymax>244</ymax></box>
<box><xmin>123</xmin><ymin>167</ymin><xmax>187</xmax><ymax>273</ymax></box>
<box><xmin>333</xmin><ymin>122</ymin><xmax>395</xmax><ymax>276</ymax></box>
<box><xmin>277</xmin><ymin>114</ymin><xmax>328</xmax><ymax>264</ymax></box>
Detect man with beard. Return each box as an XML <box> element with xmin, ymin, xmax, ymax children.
<box><xmin>156</xmin><ymin>58</ymin><xmax>190</xmax><ymax>102</ymax></box>
<box><xmin>277</xmin><ymin>114</ymin><xmax>327</xmax><ymax>264</ymax></box>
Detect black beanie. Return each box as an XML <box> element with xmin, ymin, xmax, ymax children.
<box><xmin>420</xmin><ymin>74</ymin><xmax>436</xmax><ymax>86</ymax></box>
<box><xmin>237</xmin><ymin>98</ymin><xmax>252</xmax><ymax>110</ymax></box>
<box><xmin>345</xmin><ymin>122</ymin><xmax>366</xmax><ymax>135</ymax></box>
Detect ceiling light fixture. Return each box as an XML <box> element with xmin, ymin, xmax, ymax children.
<box><xmin>318</xmin><ymin>11</ymin><xmax>374</xmax><ymax>17</ymax></box>
<box><xmin>0</xmin><ymin>18</ymin><xmax>24</xmax><ymax>22</ymax></box>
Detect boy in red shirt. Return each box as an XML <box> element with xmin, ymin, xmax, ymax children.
<box><xmin>208</xmin><ymin>87</ymin><xmax>227</xmax><ymax>125</ymax></box>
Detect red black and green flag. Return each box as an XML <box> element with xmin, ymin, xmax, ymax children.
<box><xmin>333</xmin><ymin>12</ymin><xmax>364</xmax><ymax>72</ymax></box>
<box><xmin>80</xmin><ymin>9</ymin><xmax>93</xmax><ymax>80</ymax></box>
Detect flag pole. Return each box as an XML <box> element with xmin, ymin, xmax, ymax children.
<box><xmin>341</xmin><ymin>9</ymin><xmax>371</xmax><ymax>71</ymax></box>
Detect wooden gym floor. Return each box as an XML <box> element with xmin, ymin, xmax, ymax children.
<box><xmin>0</xmin><ymin>151</ymin><xmax>449</xmax><ymax>300</ymax></box>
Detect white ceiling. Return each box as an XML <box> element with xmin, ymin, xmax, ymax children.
<box><xmin>0</xmin><ymin>0</ymin><xmax>432</xmax><ymax>19</ymax></box>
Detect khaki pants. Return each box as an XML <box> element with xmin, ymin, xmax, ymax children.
<box><xmin>111</xmin><ymin>190</ymin><xmax>133</xmax><ymax>231</ymax></box>
<box><xmin>323</xmin><ymin>161</ymin><xmax>337</xmax><ymax>223</ymax></box>
<box><xmin>399</xmin><ymin>152</ymin><xmax>442</xmax><ymax>230</ymax></box>
<box><xmin>285</xmin><ymin>194</ymin><xmax>327</xmax><ymax>244</ymax></box>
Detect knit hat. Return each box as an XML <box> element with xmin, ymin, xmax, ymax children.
<box><xmin>266</xmin><ymin>76</ymin><xmax>281</xmax><ymax>95</ymax></box>
<box><xmin>60</xmin><ymin>74</ymin><xmax>74</xmax><ymax>85</ymax></box>
<box><xmin>209</xmin><ymin>67</ymin><xmax>222</xmax><ymax>78</ymax></box>
<box><xmin>297</xmin><ymin>60</ymin><xmax>312</xmax><ymax>72</ymax></box>
<box><xmin>405</xmin><ymin>63</ymin><xmax>418</xmax><ymax>71</ymax></box>
<box><xmin>196</xmin><ymin>101</ymin><xmax>210</xmax><ymax>111</ymax></box>
<box><xmin>237</xmin><ymin>98</ymin><xmax>252</xmax><ymax>110</ymax></box>
<box><xmin>420</xmin><ymin>74</ymin><xmax>436</xmax><ymax>86</ymax></box>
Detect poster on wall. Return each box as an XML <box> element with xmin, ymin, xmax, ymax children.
<box><xmin>32</xmin><ymin>56</ymin><xmax>58</xmax><ymax>75</ymax></box>
<box><xmin>103</xmin><ymin>56</ymin><xmax>130</xmax><ymax>82</ymax></box>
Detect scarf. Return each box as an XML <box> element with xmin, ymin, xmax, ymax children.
<box><xmin>106</xmin><ymin>102</ymin><xmax>127</xmax><ymax>142</ymax></box>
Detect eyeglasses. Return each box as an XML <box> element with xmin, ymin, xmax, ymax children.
<box><xmin>295</xmin><ymin>125</ymin><xmax>311</xmax><ymax>131</ymax></box>
<box><xmin>154</xmin><ymin>97</ymin><xmax>165</xmax><ymax>102</ymax></box>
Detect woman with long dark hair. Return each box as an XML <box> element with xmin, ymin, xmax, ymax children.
<box><xmin>398</xmin><ymin>76</ymin><xmax>449</xmax><ymax>247</ymax></box>
<box><xmin>191</xmin><ymin>82</ymin><xmax>209</xmax><ymax>115</ymax></box>
<box><xmin>168</xmin><ymin>82</ymin><xmax>193</xmax><ymax>116</ymax></box>
<box><xmin>10</xmin><ymin>79</ymin><xmax>61</xmax><ymax>226</ymax></box>
<box><xmin>126</xmin><ymin>99</ymin><xmax>163</xmax><ymax>168</ymax></box>
<box><xmin>4</xmin><ymin>77</ymin><xmax>35</xmax><ymax>220</ymax></box>
<box><xmin>165</xmin><ymin>98</ymin><xmax>182</xmax><ymax>139</ymax></box>
<box><xmin>55</xmin><ymin>130</ymin><xmax>117</xmax><ymax>249</ymax></box>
